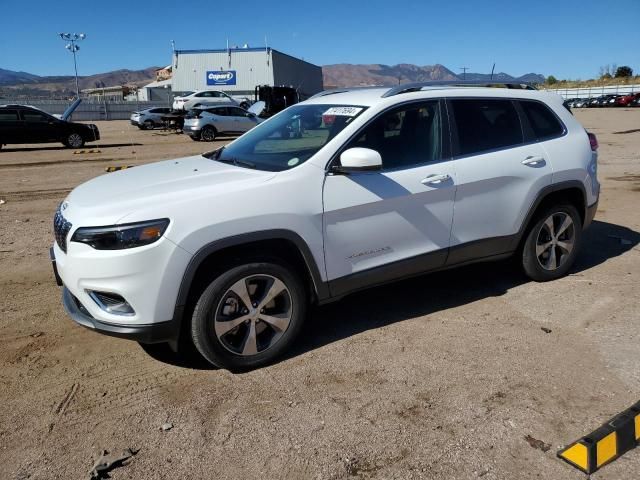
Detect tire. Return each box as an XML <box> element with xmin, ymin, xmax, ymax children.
<box><xmin>144</xmin><ymin>120</ymin><xmax>155</xmax><ymax>130</ymax></box>
<box><xmin>64</xmin><ymin>132</ymin><xmax>84</xmax><ymax>149</ymax></box>
<box><xmin>191</xmin><ymin>261</ymin><xmax>307</xmax><ymax>371</ymax></box>
<box><xmin>200</xmin><ymin>125</ymin><xmax>216</xmax><ymax>142</ymax></box>
<box><xmin>522</xmin><ymin>203</ymin><xmax>582</xmax><ymax>282</ymax></box>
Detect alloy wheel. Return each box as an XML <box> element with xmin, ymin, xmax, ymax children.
<box><xmin>214</xmin><ymin>275</ymin><xmax>292</xmax><ymax>356</ymax></box>
<box><xmin>535</xmin><ymin>212</ymin><xmax>575</xmax><ymax>271</ymax></box>
<box><xmin>201</xmin><ymin>127</ymin><xmax>215</xmax><ymax>141</ymax></box>
<box><xmin>67</xmin><ymin>133</ymin><xmax>83</xmax><ymax>148</ymax></box>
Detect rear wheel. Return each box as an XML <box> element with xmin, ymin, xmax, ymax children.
<box><xmin>200</xmin><ymin>126</ymin><xmax>216</xmax><ymax>142</ymax></box>
<box><xmin>522</xmin><ymin>204</ymin><xmax>582</xmax><ymax>281</ymax></box>
<box><xmin>190</xmin><ymin>262</ymin><xmax>307</xmax><ymax>371</ymax></box>
<box><xmin>64</xmin><ymin>133</ymin><xmax>84</xmax><ymax>148</ymax></box>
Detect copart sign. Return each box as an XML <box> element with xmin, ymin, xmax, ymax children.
<box><xmin>206</xmin><ymin>71</ymin><xmax>236</xmax><ymax>86</ymax></box>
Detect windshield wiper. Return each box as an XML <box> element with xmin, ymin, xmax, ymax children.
<box><xmin>204</xmin><ymin>147</ymin><xmax>256</xmax><ymax>169</ymax></box>
<box><xmin>203</xmin><ymin>146</ymin><xmax>224</xmax><ymax>160</ymax></box>
<box><xmin>216</xmin><ymin>157</ymin><xmax>257</xmax><ymax>169</ymax></box>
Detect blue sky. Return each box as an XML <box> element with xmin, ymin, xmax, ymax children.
<box><xmin>1</xmin><ymin>0</ymin><xmax>638</xmax><ymax>79</ymax></box>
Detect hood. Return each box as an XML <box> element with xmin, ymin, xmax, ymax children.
<box><xmin>61</xmin><ymin>98</ymin><xmax>82</xmax><ymax>121</ymax></box>
<box><xmin>247</xmin><ymin>101</ymin><xmax>266</xmax><ymax>116</ymax></box>
<box><xmin>63</xmin><ymin>155</ymin><xmax>276</xmax><ymax>224</ymax></box>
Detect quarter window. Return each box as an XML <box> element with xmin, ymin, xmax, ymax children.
<box><xmin>520</xmin><ymin>101</ymin><xmax>564</xmax><ymax>140</ymax></box>
<box><xmin>345</xmin><ymin>101</ymin><xmax>442</xmax><ymax>170</ymax></box>
<box><xmin>451</xmin><ymin>99</ymin><xmax>523</xmax><ymax>156</ymax></box>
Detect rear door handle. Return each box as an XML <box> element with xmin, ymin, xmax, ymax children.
<box><xmin>522</xmin><ymin>156</ymin><xmax>546</xmax><ymax>167</ymax></box>
<box><xmin>421</xmin><ymin>174</ymin><xmax>451</xmax><ymax>185</ymax></box>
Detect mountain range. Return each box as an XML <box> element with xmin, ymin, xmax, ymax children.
<box><xmin>322</xmin><ymin>63</ymin><xmax>545</xmax><ymax>87</ymax></box>
<box><xmin>0</xmin><ymin>67</ymin><xmax>160</xmax><ymax>98</ymax></box>
<box><xmin>0</xmin><ymin>64</ymin><xmax>545</xmax><ymax>98</ymax></box>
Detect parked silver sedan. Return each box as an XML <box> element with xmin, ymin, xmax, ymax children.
<box><xmin>182</xmin><ymin>104</ymin><xmax>264</xmax><ymax>141</ymax></box>
<box><xmin>130</xmin><ymin>107</ymin><xmax>172</xmax><ymax>129</ymax></box>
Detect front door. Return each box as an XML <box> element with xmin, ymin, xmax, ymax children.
<box><xmin>322</xmin><ymin>100</ymin><xmax>457</xmax><ymax>296</ymax></box>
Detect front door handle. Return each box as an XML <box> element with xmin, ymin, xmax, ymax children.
<box><xmin>421</xmin><ymin>174</ymin><xmax>451</xmax><ymax>186</ymax></box>
<box><xmin>522</xmin><ymin>156</ymin><xmax>546</xmax><ymax>167</ymax></box>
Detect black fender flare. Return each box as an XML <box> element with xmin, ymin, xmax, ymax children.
<box><xmin>174</xmin><ymin>229</ymin><xmax>330</xmax><ymax>315</ymax></box>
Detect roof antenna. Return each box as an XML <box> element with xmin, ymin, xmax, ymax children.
<box><xmin>490</xmin><ymin>63</ymin><xmax>496</xmax><ymax>80</ymax></box>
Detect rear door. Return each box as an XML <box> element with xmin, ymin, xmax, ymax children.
<box><xmin>0</xmin><ymin>109</ymin><xmax>23</xmax><ymax>144</ymax></box>
<box><xmin>207</xmin><ymin>107</ymin><xmax>232</xmax><ymax>132</ymax></box>
<box><xmin>227</xmin><ymin>107</ymin><xmax>257</xmax><ymax>133</ymax></box>
<box><xmin>446</xmin><ymin>97</ymin><xmax>552</xmax><ymax>263</ymax></box>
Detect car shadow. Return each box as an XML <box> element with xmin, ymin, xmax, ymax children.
<box><xmin>140</xmin><ymin>220</ymin><xmax>639</xmax><ymax>370</ymax></box>
<box><xmin>1</xmin><ymin>143</ymin><xmax>143</xmax><ymax>152</ymax></box>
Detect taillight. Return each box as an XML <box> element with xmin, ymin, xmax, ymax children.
<box><xmin>587</xmin><ymin>132</ymin><xmax>598</xmax><ymax>151</ymax></box>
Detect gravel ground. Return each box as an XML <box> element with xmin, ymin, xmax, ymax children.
<box><xmin>0</xmin><ymin>109</ymin><xmax>639</xmax><ymax>479</ymax></box>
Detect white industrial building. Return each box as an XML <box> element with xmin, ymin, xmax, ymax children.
<box><xmin>171</xmin><ymin>47</ymin><xmax>323</xmax><ymax>98</ymax></box>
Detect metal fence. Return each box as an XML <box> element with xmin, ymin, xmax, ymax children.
<box><xmin>540</xmin><ymin>84</ymin><xmax>640</xmax><ymax>99</ymax></box>
<box><xmin>0</xmin><ymin>99</ymin><xmax>170</xmax><ymax>121</ymax></box>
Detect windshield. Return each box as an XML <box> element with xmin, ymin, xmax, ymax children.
<box><xmin>203</xmin><ymin>104</ymin><xmax>367</xmax><ymax>171</ymax></box>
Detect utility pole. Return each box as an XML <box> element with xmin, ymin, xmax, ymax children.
<box><xmin>59</xmin><ymin>33</ymin><xmax>86</xmax><ymax>98</ymax></box>
<box><xmin>460</xmin><ymin>67</ymin><xmax>469</xmax><ymax>80</ymax></box>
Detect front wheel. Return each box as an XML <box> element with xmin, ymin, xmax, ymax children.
<box><xmin>190</xmin><ymin>262</ymin><xmax>307</xmax><ymax>371</ymax></box>
<box><xmin>64</xmin><ymin>133</ymin><xmax>84</xmax><ymax>148</ymax></box>
<box><xmin>144</xmin><ymin>120</ymin><xmax>155</xmax><ymax>130</ymax></box>
<box><xmin>522</xmin><ymin>204</ymin><xmax>582</xmax><ymax>281</ymax></box>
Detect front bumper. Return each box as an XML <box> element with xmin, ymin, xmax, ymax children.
<box><xmin>585</xmin><ymin>200</ymin><xmax>598</xmax><ymax>229</ymax></box>
<box><xmin>62</xmin><ymin>287</ymin><xmax>180</xmax><ymax>343</ymax></box>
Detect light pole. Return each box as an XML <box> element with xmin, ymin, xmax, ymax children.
<box><xmin>58</xmin><ymin>33</ymin><xmax>86</xmax><ymax>98</ymax></box>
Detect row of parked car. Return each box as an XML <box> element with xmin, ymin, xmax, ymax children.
<box><xmin>566</xmin><ymin>92</ymin><xmax>640</xmax><ymax>108</ymax></box>
<box><xmin>130</xmin><ymin>89</ymin><xmax>272</xmax><ymax>141</ymax></box>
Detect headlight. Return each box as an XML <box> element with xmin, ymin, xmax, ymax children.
<box><xmin>71</xmin><ymin>219</ymin><xmax>169</xmax><ymax>250</ymax></box>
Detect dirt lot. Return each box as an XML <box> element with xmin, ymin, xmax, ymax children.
<box><xmin>1</xmin><ymin>110</ymin><xmax>639</xmax><ymax>479</ymax></box>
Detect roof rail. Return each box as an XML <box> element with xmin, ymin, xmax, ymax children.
<box><xmin>382</xmin><ymin>80</ymin><xmax>537</xmax><ymax>98</ymax></box>
<box><xmin>308</xmin><ymin>86</ymin><xmax>385</xmax><ymax>100</ymax></box>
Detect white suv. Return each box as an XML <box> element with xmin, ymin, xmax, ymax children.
<box><xmin>172</xmin><ymin>90</ymin><xmax>251</xmax><ymax>111</ymax></box>
<box><xmin>52</xmin><ymin>82</ymin><xmax>599</xmax><ymax>370</ymax></box>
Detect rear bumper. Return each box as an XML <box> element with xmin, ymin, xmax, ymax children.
<box><xmin>62</xmin><ymin>287</ymin><xmax>180</xmax><ymax>344</ymax></box>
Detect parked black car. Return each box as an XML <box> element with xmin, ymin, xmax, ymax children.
<box><xmin>0</xmin><ymin>102</ymin><xmax>99</xmax><ymax>149</ymax></box>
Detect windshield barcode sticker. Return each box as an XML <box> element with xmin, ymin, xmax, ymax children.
<box><xmin>323</xmin><ymin>107</ymin><xmax>363</xmax><ymax>117</ymax></box>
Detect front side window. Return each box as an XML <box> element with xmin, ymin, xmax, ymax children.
<box><xmin>451</xmin><ymin>99</ymin><xmax>523</xmax><ymax>156</ymax></box>
<box><xmin>519</xmin><ymin>100</ymin><xmax>564</xmax><ymax>140</ymax></box>
<box><xmin>23</xmin><ymin>111</ymin><xmax>51</xmax><ymax>123</ymax></box>
<box><xmin>344</xmin><ymin>101</ymin><xmax>442</xmax><ymax>170</ymax></box>
<box><xmin>204</xmin><ymin>104</ymin><xmax>367</xmax><ymax>171</ymax></box>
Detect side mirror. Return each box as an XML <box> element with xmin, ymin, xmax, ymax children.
<box><xmin>333</xmin><ymin>148</ymin><xmax>382</xmax><ymax>173</ymax></box>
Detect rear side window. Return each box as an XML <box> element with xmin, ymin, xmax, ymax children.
<box><xmin>0</xmin><ymin>109</ymin><xmax>19</xmax><ymax>122</ymax></box>
<box><xmin>207</xmin><ymin>107</ymin><xmax>227</xmax><ymax>116</ymax></box>
<box><xmin>451</xmin><ymin>99</ymin><xmax>523</xmax><ymax>156</ymax></box>
<box><xmin>520</xmin><ymin>101</ymin><xmax>564</xmax><ymax>140</ymax></box>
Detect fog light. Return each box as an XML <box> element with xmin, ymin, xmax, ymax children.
<box><xmin>88</xmin><ymin>291</ymin><xmax>135</xmax><ymax>316</ymax></box>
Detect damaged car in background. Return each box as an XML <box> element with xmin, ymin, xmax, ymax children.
<box><xmin>0</xmin><ymin>99</ymin><xmax>100</xmax><ymax>149</ymax></box>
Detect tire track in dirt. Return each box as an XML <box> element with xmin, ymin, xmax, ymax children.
<box><xmin>0</xmin><ymin>188</ymin><xmax>71</xmax><ymax>201</ymax></box>
<box><xmin>0</xmin><ymin>157</ymin><xmax>130</xmax><ymax>169</ymax></box>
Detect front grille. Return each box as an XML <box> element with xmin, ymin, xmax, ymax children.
<box><xmin>53</xmin><ymin>206</ymin><xmax>72</xmax><ymax>253</ymax></box>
